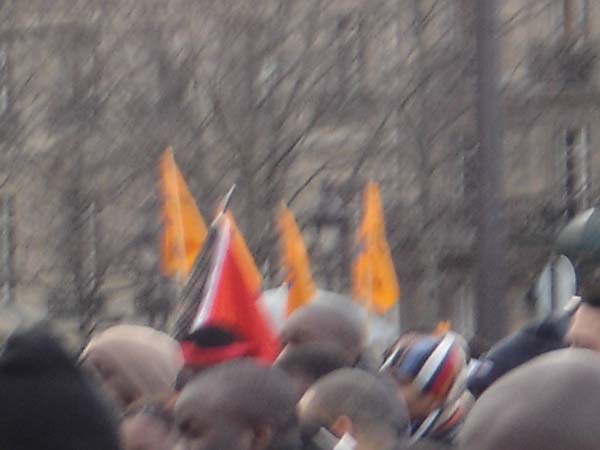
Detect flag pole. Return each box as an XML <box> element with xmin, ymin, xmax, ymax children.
<box><xmin>185</xmin><ymin>183</ymin><xmax>237</xmax><ymax>294</ymax></box>
<box><xmin>211</xmin><ymin>184</ymin><xmax>237</xmax><ymax>227</ymax></box>
<box><xmin>170</xmin><ymin>184</ymin><xmax>237</xmax><ymax>338</ymax></box>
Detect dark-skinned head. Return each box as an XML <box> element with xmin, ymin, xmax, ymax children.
<box><xmin>298</xmin><ymin>369</ymin><xmax>410</xmax><ymax>450</ymax></box>
<box><xmin>459</xmin><ymin>349</ymin><xmax>600</xmax><ymax>450</ymax></box>
<box><xmin>280</xmin><ymin>303</ymin><xmax>366</xmax><ymax>365</ymax></box>
<box><xmin>174</xmin><ymin>359</ymin><xmax>301</xmax><ymax>450</ymax></box>
<box><xmin>122</xmin><ymin>396</ymin><xmax>178</xmax><ymax>450</ymax></box>
<box><xmin>81</xmin><ymin>325</ymin><xmax>182</xmax><ymax>412</ymax></box>
<box><xmin>566</xmin><ymin>268</ymin><xmax>600</xmax><ymax>351</ymax></box>
<box><xmin>274</xmin><ymin>343</ymin><xmax>349</xmax><ymax>394</ymax></box>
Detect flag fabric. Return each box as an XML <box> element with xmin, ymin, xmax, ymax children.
<box><xmin>277</xmin><ymin>203</ymin><xmax>317</xmax><ymax>316</ymax></box>
<box><xmin>185</xmin><ymin>215</ymin><xmax>279</xmax><ymax>363</ymax></box>
<box><xmin>170</xmin><ymin>226</ymin><xmax>219</xmax><ymax>341</ymax></box>
<box><xmin>352</xmin><ymin>182</ymin><xmax>400</xmax><ymax>314</ymax></box>
<box><xmin>159</xmin><ymin>148</ymin><xmax>207</xmax><ymax>278</ymax></box>
<box><xmin>433</xmin><ymin>321</ymin><xmax>452</xmax><ymax>336</ymax></box>
<box><xmin>225</xmin><ymin>211</ymin><xmax>262</xmax><ymax>297</ymax></box>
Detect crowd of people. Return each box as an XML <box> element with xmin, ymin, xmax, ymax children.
<box><xmin>5</xmin><ymin>273</ymin><xmax>600</xmax><ymax>450</ymax></box>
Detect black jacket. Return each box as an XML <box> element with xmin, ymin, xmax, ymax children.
<box><xmin>0</xmin><ymin>326</ymin><xmax>122</xmax><ymax>450</ymax></box>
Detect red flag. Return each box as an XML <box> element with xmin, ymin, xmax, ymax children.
<box><xmin>187</xmin><ymin>216</ymin><xmax>280</xmax><ymax>363</ymax></box>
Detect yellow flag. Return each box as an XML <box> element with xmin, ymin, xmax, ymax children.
<box><xmin>277</xmin><ymin>203</ymin><xmax>317</xmax><ymax>316</ymax></box>
<box><xmin>352</xmin><ymin>182</ymin><xmax>400</xmax><ymax>314</ymax></box>
<box><xmin>224</xmin><ymin>211</ymin><xmax>263</xmax><ymax>296</ymax></box>
<box><xmin>159</xmin><ymin>148</ymin><xmax>207</xmax><ymax>278</ymax></box>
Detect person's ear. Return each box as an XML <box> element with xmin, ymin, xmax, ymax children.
<box><xmin>250</xmin><ymin>424</ymin><xmax>273</xmax><ymax>450</ymax></box>
<box><xmin>330</xmin><ymin>415</ymin><xmax>354</xmax><ymax>439</ymax></box>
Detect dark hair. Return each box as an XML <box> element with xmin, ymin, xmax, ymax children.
<box><xmin>275</xmin><ymin>344</ymin><xmax>348</xmax><ymax>383</ymax></box>
<box><xmin>302</xmin><ymin>369</ymin><xmax>410</xmax><ymax>440</ymax></box>
<box><xmin>282</xmin><ymin>303</ymin><xmax>365</xmax><ymax>358</ymax></box>
<box><xmin>179</xmin><ymin>360</ymin><xmax>301</xmax><ymax>450</ymax></box>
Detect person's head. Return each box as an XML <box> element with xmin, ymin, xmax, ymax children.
<box><xmin>81</xmin><ymin>325</ymin><xmax>183</xmax><ymax>411</ymax></box>
<box><xmin>406</xmin><ymin>439</ymin><xmax>454</xmax><ymax>450</ymax></box>
<box><xmin>0</xmin><ymin>325</ymin><xmax>121</xmax><ymax>450</ymax></box>
<box><xmin>566</xmin><ymin>301</ymin><xmax>600</xmax><ymax>351</ymax></box>
<box><xmin>298</xmin><ymin>368</ymin><xmax>410</xmax><ymax>450</ymax></box>
<box><xmin>274</xmin><ymin>343</ymin><xmax>349</xmax><ymax>394</ymax></box>
<box><xmin>380</xmin><ymin>333</ymin><xmax>467</xmax><ymax>420</ymax></box>
<box><xmin>564</xmin><ymin>268</ymin><xmax>600</xmax><ymax>350</ymax></box>
<box><xmin>280</xmin><ymin>304</ymin><xmax>366</xmax><ymax>365</ymax></box>
<box><xmin>580</xmin><ymin>266</ymin><xmax>600</xmax><ymax>306</ymax></box>
<box><xmin>459</xmin><ymin>349</ymin><xmax>600</xmax><ymax>450</ymax></box>
<box><xmin>122</xmin><ymin>396</ymin><xmax>178</xmax><ymax>450</ymax></box>
<box><xmin>175</xmin><ymin>359</ymin><xmax>301</xmax><ymax>450</ymax></box>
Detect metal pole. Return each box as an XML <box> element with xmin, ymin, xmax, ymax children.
<box><xmin>474</xmin><ymin>0</ymin><xmax>508</xmax><ymax>347</ymax></box>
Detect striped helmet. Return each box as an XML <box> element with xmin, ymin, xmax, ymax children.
<box><xmin>381</xmin><ymin>332</ymin><xmax>467</xmax><ymax>401</ymax></box>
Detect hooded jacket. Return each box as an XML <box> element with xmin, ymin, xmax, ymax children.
<box><xmin>0</xmin><ymin>326</ymin><xmax>122</xmax><ymax>450</ymax></box>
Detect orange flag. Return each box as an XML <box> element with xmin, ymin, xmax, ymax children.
<box><xmin>433</xmin><ymin>321</ymin><xmax>452</xmax><ymax>336</ymax></box>
<box><xmin>277</xmin><ymin>203</ymin><xmax>316</xmax><ymax>316</ymax></box>
<box><xmin>352</xmin><ymin>182</ymin><xmax>400</xmax><ymax>314</ymax></box>
<box><xmin>159</xmin><ymin>148</ymin><xmax>207</xmax><ymax>279</ymax></box>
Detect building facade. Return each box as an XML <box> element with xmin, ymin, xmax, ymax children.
<box><xmin>0</xmin><ymin>0</ymin><xmax>597</xmax><ymax>338</ymax></box>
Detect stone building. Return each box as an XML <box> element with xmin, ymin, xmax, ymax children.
<box><xmin>0</xmin><ymin>0</ymin><xmax>597</xmax><ymax>339</ymax></box>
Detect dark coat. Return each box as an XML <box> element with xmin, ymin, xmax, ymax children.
<box><xmin>467</xmin><ymin>313</ymin><xmax>569</xmax><ymax>398</ymax></box>
<box><xmin>0</xmin><ymin>326</ymin><xmax>122</xmax><ymax>450</ymax></box>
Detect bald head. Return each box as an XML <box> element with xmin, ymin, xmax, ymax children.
<box><xmin>281</xmin><ymin>304</ymin><xmax>366</xmax><ymax>364</ymax></box>
<box><xmin>82</xmin><ymin>325</ymin><xmax>182</xmax><ymax>411</ymax></box>
<box><xmin>275</xmin><ymin>343</ymin><xmax>349</xmax><ymax>394</ymax></box>
<box><xmin>460</xmin><ymin>349</ymin><xmax>600</xmax><ymax>450</ymax></box>
<box><xmin>299</xmin><ymin>369</ymin><xmax>409</xmax><ymax>450</ymax></box>
<box><xmin>175</xmin><ymin>360</ymin><xmax>300</xmax><ymax>450</ymax></box>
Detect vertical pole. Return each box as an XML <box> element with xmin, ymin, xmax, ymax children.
<box><xmin>2</xmin><ymin>195</ymin><xmax>12</xmax><ymax>305</ymax></box>
<box><xmin>474</xmin><ymin>0</ymin><xmax>508</xmax><ymax>347</ymax></box>
<box><xmin>89</xmin><ymin>201</ymin><xmax>97</xmax><ymax>294</ymax></box>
